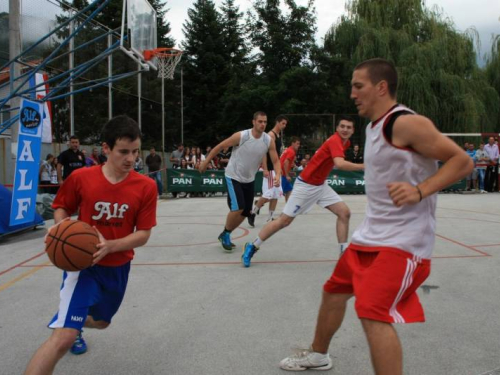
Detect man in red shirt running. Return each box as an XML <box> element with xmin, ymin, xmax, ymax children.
<box><xmin>242</xmin><ymin>116</ymin><xmax>364</xmax><ymax>267</ymax></box>
<box><xmin>25</xmin><ymin>115</ymin><xmax>157</xmax><ymax>375</ymax></box>
<box><xmin>280</xmin><ymin>136</ymin><xmax>301</xmax><ymax>202</ymax></box>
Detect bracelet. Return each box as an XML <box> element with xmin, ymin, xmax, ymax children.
<box><xmin>415</xmin><ymin>185</ymin><xmax>423</xmax><ymax>202</ymax></box>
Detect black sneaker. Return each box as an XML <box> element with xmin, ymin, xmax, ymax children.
<box><xmin>248</xmin><ymin>213</ymin><xmax>256</xmax><ymax>227</ymax></box>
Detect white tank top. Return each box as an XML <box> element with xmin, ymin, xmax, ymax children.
<box><xmin>225</xmin><ymin>129</ymin><xmax>271</xmax><ymax>183</ymax></box>
<box><xmin>351</xmin><ymin>105</ymin><xmax>438</xmax><ymax>259</ymax></box>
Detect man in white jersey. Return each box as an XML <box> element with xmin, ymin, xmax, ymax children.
<box><xmin>248</xmin><ymin>115</ymin><xmax>287</xmax><ymax>226</ymax></box>
<box><xmin>200</xmin><ymin>112</ymin><xmax>281</xmax><ymax>251</ymax></box>
<box><xmin>279</xmin><ymin>58</ymin><xmax>473</xmax><ymax>373</ymax></box>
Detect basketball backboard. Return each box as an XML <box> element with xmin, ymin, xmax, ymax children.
<box><xmin>120</xmin><ymin>0</ymin><xmax>157</xmax><ymax>70</ymax></box>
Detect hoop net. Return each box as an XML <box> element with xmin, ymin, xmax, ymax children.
<box><xmin>144</xmin><ymin>48</ymin><xmax>183</xmax><ymax>79</ymax></box>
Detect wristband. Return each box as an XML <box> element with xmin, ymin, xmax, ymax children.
<box><xmin>415</xmin><ymin>185</ymin><xmax>423</xmax><ymax>202</ymax></box>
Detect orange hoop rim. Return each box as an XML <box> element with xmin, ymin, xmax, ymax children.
<box><xmin>144</xmin><ymin>47</ymin><xmax>183</xmax><ymax>61</ymax></box>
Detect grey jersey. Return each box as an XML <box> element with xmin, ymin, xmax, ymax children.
<box><xmin>225</xmin><ymin>129</ymin><xmax>271</xmax><ymax>183</ymax></box>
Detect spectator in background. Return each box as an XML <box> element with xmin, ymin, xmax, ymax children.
<box><xmin>49</xmin><ymin>157</ymin><xmax>59</xmax><ymax>194</ymax></box>
<box><xmin>217</xmin><ymin>147</ymin><xmax>232</xmax><ymax>170</ymax></box>
<box><xmin>39</xmin><ymin>154</ymin><xmax>55</xmax><ymax>193</ymax></box>
<box><xmin>146</xmin><ymin>147</ymin><xmax>163</xmax><ymax>197</ymax></box>
<box><xmin>346</xmin><ymin>144</ymin><xmax>364</xmax><ymax>164</ymax></box>
<box><xmin>182</xmin><ymin>147</ymin><xmax>195</xmax><ymax>168</ymax></box>
<box><xmin>194</xmin><ymin>147</ymin><xmax>205</xmax><ymax>164</ymax></box>
<box><xmin>134</xmin><ymin>155</ymin><xmax>144</xmax><ymax>173</ymax></box>
<box><xmin>475</xmin><ymin>142</ymin><xmax>489</xmax><ymax>193</ymax></box>
<box><xmin>465</xmin><ymin>144</ymin><xmax>477</xmax><ymax>191</ymax></box>
<box><xmin>463</xmin><ymin>142</ymin><xmax>469</xmax><ymax>151</ymax></box>
<box><xmin>169</xmin><ymin>144</ymin><xmax>184</xmax><ymax>168</ymax></box>
<box><xmin>89</xmin><ymin>147</ymin><xmax>101</xmax><ymax>165</ymax></box>
<box><xmin>484</xmin><ymin>136</ymin><xmax>499</xmax><ymax>192</ymax></box>
<box><xmin>81</xmin><ymin>149</ymin><xmax>96</xmax><ymax>167</ymax></box>
<box><xmin>57</xmin><ymin>135</ymin><xmax>85</xmax><ymax>184</ymax></box>
<box><xmin>304</xmin><ymin>153</ymin><xmax>311</xmax><ymax>163</ymax></box>
<box><xmin>297</xmin><ymin>158</ymin><xmax>307</xmax><ymax>171</ymax></box>
<box><xmin>98</xmin><ymin>147</ymin><xmax>107</xmax><ymax>164</ymax></box>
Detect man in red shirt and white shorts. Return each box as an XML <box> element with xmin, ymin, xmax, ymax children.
<box><xmin>242</xmin><ymin>115</ymin><xmax>364</xmax><ymax>268</ymax></box>
<box><xmin>279</xmin><ymin>59</ymin><xmax>473</xmax><ymax>373</ymax></box>
<box><xmin>25</xmin><ymin>115</ymin><xmax>157</xmax><ymax>375</ymax></box>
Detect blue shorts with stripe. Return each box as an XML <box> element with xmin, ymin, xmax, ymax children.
<box><xmin>225</xmin><ymin>176</ymin><xmax>254</xmax><ymax>217</ymax></box>
<box><xmin>48</xmin><ymin>262</ymin><xmax>131</xmax><ymax>330</ymax></box>
<box><xmin>281</xmin><ymin>176</ymin><xmax>294</xmax><ymax>194</ymax></box>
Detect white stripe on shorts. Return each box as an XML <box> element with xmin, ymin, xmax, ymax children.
<box><xmin>389</xmin><ymin>259</ymin><xmax>417</xmax><ymax>324</ymax></box>
<box><xmin>48</xmin><ymin>271</ymin><xmax>80</xmax><ymax>328</ymax></box>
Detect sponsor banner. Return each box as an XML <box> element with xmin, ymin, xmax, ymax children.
<box><xmin>166</xmin><ymin>169</ymin><xmax>465</xmax><ymax>193</ymax></box>
<box><xmin>10</xmin><ymin>99</ymin><xmax>44</xmax><ymax>226</ymax></box>
<box><xmin>29</xmin><ymin>73</ymin><xmax>52</xmax><ymax>143</ymax></box>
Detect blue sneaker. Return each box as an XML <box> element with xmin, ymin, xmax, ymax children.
<box><xmin>218</xmin><ymin>231</ymin><xmax>233</xmax><ymax>252</ymax></box>
<box><xmin>242</xmin><ymin>242</ymin><xmax>258</xmax><ymax>268</ymax></box>
<box><xmin>70</xmin><ymin>331</ymin><xmax>87</xmax><ymax>355</ymax></box>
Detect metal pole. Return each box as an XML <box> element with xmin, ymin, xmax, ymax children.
<box><xmin>137</xmin><ymin>63</ymin><xmax>141</xmax><ymax>130</ymax></box>
<box><xmin>180</xmin><ymin>66</ymin><xmax>184</xmax><ymax>144</ymax></box>
<box><xmin>9</xmin><ymin>0</ymin><xmax>21</xmax><ymax>142</ymax></box>
<box><xmin>108</xmin><ymin>33</ymin><xmax>113</xmax><ymax>119</ymax></box>
<box><xmin>161</xmin><ymin>76</ymin><xmax>165</xmax><ymax>196</ymax></box>
<box><xmin>69</xmin><ymin>9</ymin><xmax>75</xmax><ymax>136</ymax></box>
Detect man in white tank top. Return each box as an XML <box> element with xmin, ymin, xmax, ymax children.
<box><xmin>200</xmin><ymin>112</ymin><xmax>281</xmax><ymax>252</ymax></box>
<box><xmin>280</xmin><ymin>59</ymin><xmax>473</xmax><ymax>373</ymax></box>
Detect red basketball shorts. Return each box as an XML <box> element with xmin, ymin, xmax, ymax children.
<box><xmin>323</xmin><ymin>246</ymin><xmax>431</xmax><ymax>324</ymax></box>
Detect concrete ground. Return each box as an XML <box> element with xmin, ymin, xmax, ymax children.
<box><xmin>0</xmin><ymin>193</ymin><xmax>499</xmax><ymax>375</ymax></box>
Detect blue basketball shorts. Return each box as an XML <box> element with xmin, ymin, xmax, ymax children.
<box><xmin>281</xmin><ymin>176</ymin><xmax>293</xmax><ymax>194</ymax></box>
<box><xmin>225</xmin><ymin>176</ymin><xmax>254</xmax><ymax>217</ymax></box>
<box><xmin>48</xmin><ymin>262</ymin><xmax>131</xmax><ymax>331</ymax></box>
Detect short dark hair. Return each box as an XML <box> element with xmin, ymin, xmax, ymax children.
<box><xmin>289</xmin><ymin>136</ymin><xmax>300</xmax><ymax>144</ymax></box>
<box><xmin>275</xmin><ymin>115</ymin><xmax>288</xmax><ymax>124</ymax></box>
<box><xmin>336</xmin><ymin>115</ymin><xmax>355</xmax><ymax>127</ymax></box>
<box><xmin>101</xmin><ymin>115</ymin><xmax>141</xmax><ymax>150</ymax></box>
<box><xmin>70</xmin><ymin>135</ymin><xmax>79</xmax><ymax>141</ymax></box>
<box><xmin>253</xmin><ymin>111</ymin><xmax>267</xmax><ymax>120</ymax></box>
<box><xmin>354</xmin><ymin>58</ymin><xmax>398</xmax><ymax>98</ymax></box>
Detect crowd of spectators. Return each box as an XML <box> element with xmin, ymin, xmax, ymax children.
<box><xmin>463</xmin><ymin>137</ymin><xmax>499</xmax><ymax>193</ymax></box>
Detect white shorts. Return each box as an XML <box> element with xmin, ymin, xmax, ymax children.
<box><xmin>262</xmin><ymin>170</ymin><xmax>283</xmax><ymax>200</ymax></box>
<box><xmin>282</xmin><ymin>178</ymin><xmax>343</xmax><ymax>217</ymax></box>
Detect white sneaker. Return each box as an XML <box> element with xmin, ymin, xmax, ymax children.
<box><xmin>279</xmin><ymin>348</ymin><xmax>332</xmax><ymax>371</ymax></box>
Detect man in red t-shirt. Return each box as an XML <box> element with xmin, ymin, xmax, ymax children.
<box><xmin>242</xmin><ymin>116</ymin><xmax>364</xmax><ymax>267</ymax></box>
<box><xmin>280</xmin><ymin>136</ymin><xmax>301</xmax><ymax>201</ymax></box>
<box><xmin>25</xmin><ymin>116</ymin><xmax>157</xmax><ymax>375</ymax></box>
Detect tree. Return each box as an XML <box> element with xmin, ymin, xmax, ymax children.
<box><xmin>248</xmin><ymin>0</ymin><xmax>317</xmax><ymax>82</ymax></box>
<box><xmin>322</xmin><ymin>0</ymin><xmax>500</xmax><ymax>134</ymax></box>
<box><xmin>181</xmin><ymin>0</ymin><xmax>232</xmax><ymax>145</ymax></box>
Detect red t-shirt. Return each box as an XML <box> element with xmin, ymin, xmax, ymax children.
<box><xmin>280</xmin><ymin>146</ymin><xmax>297</xmax><ymax>175</ymax></box>
<box><xmin>299</xmin><ymin>133</ymin><xmax>350</xmax><ymax>185</ymax></box>
<box><xmin>52</xmin><ymin>165</ymin><xmax>157</xmax><ymax>266</ymax></box>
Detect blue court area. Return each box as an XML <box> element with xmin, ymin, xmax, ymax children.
<box><xmin>0</xmin><ymin>193</ymin><xmax>499</xmax><ymax>375</ymax></box>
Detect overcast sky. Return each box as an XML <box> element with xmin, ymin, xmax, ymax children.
<box><xmin>166</xmin><ymin>0</ymin><xmax>500</xmax><ymax>64</ymax></box>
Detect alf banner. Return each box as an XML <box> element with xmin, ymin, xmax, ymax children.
<box><xmin>10</xmin><ymin>99</ymin><xmax>44</xmax><ymax>226</ymax></box>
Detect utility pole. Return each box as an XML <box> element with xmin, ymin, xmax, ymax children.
<box><xmin>9</xmin><ymin>0</ymin><xmax>22</xmax><ymax>142</ymax></box>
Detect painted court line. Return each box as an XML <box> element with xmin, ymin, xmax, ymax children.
<box><xmin>0</xmin><ymin>261</ymin><xmax>50</xmax><ymax>292</ymax></box>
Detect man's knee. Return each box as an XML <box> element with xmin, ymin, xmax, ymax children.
<box><xmin>92</xmin><ymin>321</ymin><xmax>110</xmax><ymax>329</ymax></box>
<box><xmin>49</xmin><ymin>329</ymin><xmax>80</xmax><ymax>353</ymax></box>
<box><xmin>335</xmin><ymin>204</ymin><xmax>351</xmax><ymax>221</ymax></box>
<box><xmin>277</xmin><ymin>214</ymin><xmax>294</xmax><ymax>228</ymax></box>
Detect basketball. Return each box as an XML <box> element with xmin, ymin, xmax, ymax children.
<box><xmin>45</xmin><ymin>220</ymin><xmax>100</xmax><ymax>271</ymax></box>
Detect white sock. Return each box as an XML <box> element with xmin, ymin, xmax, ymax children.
<box><xmin>268</xmin><ymin>210</ymin><xmax>274</xmax><ymax>220</ymax></box>
<box><xmin>252</xmin><ymin>205</ymin><xmax>259</xmax><ymax>214</ymax></box>
<box><xmin>339</xmin><ymin>242</ymin><xmax>348</xmax><ymax>254</ymax></box>
<box><xmin>253</xmin><ymin>237</ymin><xmax>263</xmax><ymax>247</ymax></box>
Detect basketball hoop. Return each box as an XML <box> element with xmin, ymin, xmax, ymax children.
<box><xmin>144</xmin><ymin>47</ymin><xmax>183</xmax><ymax>79</ymax></box>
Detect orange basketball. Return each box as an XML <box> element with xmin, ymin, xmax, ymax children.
<box><xmin>45</xmin><ymin>220</ymin><xmax>100</xmax><ymax>271</ymax></box>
